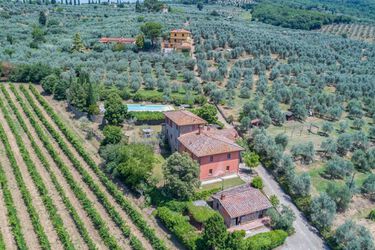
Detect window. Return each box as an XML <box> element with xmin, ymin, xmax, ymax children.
<box><xmin>210</xmin><ymin>156</ymin><xmax>214</xmax><ymax>162</ymax></box>
<box><xmin>227</xmin><ymin>153</ymin><xmax>231</xmax><ymax>159</ymax></box>
<box><xmin>209</xmin><ymin>169</ymin><xmax>213</xmax><ymax>175</ymax></box>
<box><xmin>226</xmin><ymin>166</ymin><xmax>230</xmax><ymax>171</ymax></box>
<box><xmin>182</xmin><ymin>34</ymin><xmax>184</xmax><ymax>37</ymax></box>
<box><xmin>174</xmin><ymin>39</ymin><xmax>176</xmax><ymax>42</ymax></box>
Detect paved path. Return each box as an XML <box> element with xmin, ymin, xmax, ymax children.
<box><xmin>254</xmin><ymin>166</ymin><xmax>329</xmax><ymax>250</ymax></box>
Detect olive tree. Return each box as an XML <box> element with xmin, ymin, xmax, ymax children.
<box><xmin>309</xmin><ymin>193</ymin><xmax>336</xmax><ymax>231</ymax></box>
<box><xmin>334</xmin><ymin>221</ymin><xmax>374</xmax><ymax>250</ymax></box>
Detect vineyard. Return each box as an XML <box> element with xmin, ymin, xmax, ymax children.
<box><xmin>0</xmin><ymin>83</ymin><xmax>172</xmax><ymax>250</ymax></box>
<box><xmin>320</xmin><ymin>23</ymin><xmax>375</xmax><ymax>42</ymax></box>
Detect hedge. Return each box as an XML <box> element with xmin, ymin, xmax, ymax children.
<box><xmin>244</xmin><ymin>230</ymin><xmax>288</xmax><ymax>250</ymax></box>
<box><xmin>4</xmin><ymin>85</ymin><xmax>97</xmax><ymax>250</ymax></box>
<box><xmin>0</xmin><ymin>88</ymin><xmax>76</xmax><ymax>250</ymax></box>
<box><xmin>129</xmin><ymin>111</ymin><xmax>165</xmax><ymax>124</ymax></box>
<box><xmin>186</xmin><ymin>203</ymin><xmax>217</xmax><ymax>224</ymax></box>
<box><xmin>28</xmin><ymin>85</ymin><xmax>166</xmax><ymax>250</ymax></box>
<box><xmin>156</xmin><ymin>207</ymin><xmax>200</xmax><ymax>250</ymax></box>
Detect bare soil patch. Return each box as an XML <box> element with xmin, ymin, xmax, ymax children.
<box><xmin>333</xmin><ymin>195</ymin><xmax>375</xmax><ymax>238</ymax></box>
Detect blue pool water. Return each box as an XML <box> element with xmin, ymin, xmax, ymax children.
<box><xmin>126</xmin><ymin>104</ymin><xmax>174</xmax><ymax>112</ymax></box>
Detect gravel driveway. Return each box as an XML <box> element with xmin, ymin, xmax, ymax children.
<box><xmin>240</xmin><ymin>165</ymin><xmax>329</xmax><ymax>250</ymax></box>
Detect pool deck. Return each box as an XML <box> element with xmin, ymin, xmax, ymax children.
<box><xmin>126</xmin><ymin>104</ymin><xmax>175</xmax><ymax>112</ymax></box>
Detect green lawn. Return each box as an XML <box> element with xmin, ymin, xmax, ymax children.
<box><xmin>200</xmin><ymin>177</ymin><xmax>245</xmax><ymax>191</ymax></box>
<box><xmin>153</xmin><ymin>154</ymin><xmax>165</xmax><ymax>186</ymax></box>
<box><xmin>301</xmin><ymin>160</ymin><xmax>372</xmax><ymax>196</ymax></box>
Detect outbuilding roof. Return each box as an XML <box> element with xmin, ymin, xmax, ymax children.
<box><xmin>212</xmin><ymin>184</ymin><xmax>272</xmax><ymax>218</ymax></box>
<box><xmin>164</xmin><ymin>110</ymin><xmax>206</xmax><ymax>126</ymax></box>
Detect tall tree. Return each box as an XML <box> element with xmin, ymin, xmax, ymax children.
<box><xmin>326</xmin><ymin>183</ymin><xmax>352</xmax><ymax>212</ymax></box>
<box><xmin>39</xmin><ymin>11</ymin><xmax>47</xmax><ymax>26</ymax></box>
<box><xmin>163</xmin><ymin>152</ymin><xmax>200</xmax><ymax>200</ymax></box>
<box><xmin>310</xmin><ymin>193</ymin><xmax>336</xmax><ymax>231</ymax></box>
<box><xmin>102</xmin><ymin>143</ymin><xmax>154</xmax><ymax>191</ymax></box>
<box><xmin>193</xmin><ymin>104</ymin><xmax>219</xmax><ymax>125</ymax></box>
<box><xmin>140</xmin><ymin>22</ymin><xmax>162</xmax><ymax>47</ymax></box>
<box><xmin>334</xmin><ymin>221</ymin><xmax>374</xmax><ymax>250</ymax></box>
<box><xmin>202</xmin><ymin>214</ymin><xmax>228</xmax><ymax>250</ymax></box>
<box><xmin>267</xmin><ymin>205</ymin><xmax>296</xmax><ymax>234</ymax></box>
<box><xmin>361</xmin><ymin>174</ymin><xmax>375</xmax><ymax>201</ymax></box>
<box><xmin>71</xmin><ymin>33</ymin><xmax>85</xmax><ymax>52</ymax></box>
<box><xmin>104</xmin><ymin>92</ymin><xmax>127</xmax><ymax>126</ymax></box>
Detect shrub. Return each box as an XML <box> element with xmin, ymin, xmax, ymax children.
<box><xmin>368</xmin><ymin>210</ymin><xmax>375</xmax><ymax>221</ymax></box>
<box><xmin>251</xmin><ymin>176</ymin><xmax>264</xmax><ymax>189</ymax></box>
<box><xmin>187</xmin><ymin>203</ymin><xmax>217</xmax><ymax>224</ymax></box>
<box><xmin>192</xmin><ymin>188</ymin><xmax>221</xmax><ymax>200</ymax></box>
<box><xmin>270</xmin><ymin>195</ymin><xmax>280</xmax><ymax>207</ymax></box>
<box><xmin>244</xmin><ymin>230</ymin><xmax>288</xmax><ymax>250</ymax></box>
<box><xmin>156</xmin><ymin>207</ymin><xmax>200</xmax><ymax>250</ymax></box>
<box><xmin>88</xmin><ymin>104</ymin><xmax>100</xmax><ymax>115</ymax></box>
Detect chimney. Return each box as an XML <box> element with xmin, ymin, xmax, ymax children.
<box><xmin>220</xmin><ymin>194</ymin><xmax>226</xmax><ymax>200</ymax></box>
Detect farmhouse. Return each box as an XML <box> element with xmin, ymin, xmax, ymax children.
<box><xmin>164</xmin><ymin>110</ymin><xmax>243</xmax><ymax>180</ymax></box>
<box><xmin>162</xmin><ymin>29</ymin><xmax>193</xmax><ymax>53</ymax></box>
<box><xmin>212</xmin><ymin>184</ymin><xmax>272</xmax><ymax>228</ymax></box>
<box><xmin>99</xmin><ymin>37</ymin><xmax>136</xmax><ymax>44</ymax></box>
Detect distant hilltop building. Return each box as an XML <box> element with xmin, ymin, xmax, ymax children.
<box><xmin>99</xmin><ymin>37</ymin><xmax>135</xmax><ymax>44</ymax></box>
<box><xmin>162</xmin><ymin>29</ymin><xmax>193</xmax><ymax>54</ymax></box>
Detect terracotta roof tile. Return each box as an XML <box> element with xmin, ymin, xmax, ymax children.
<box><xmin>202</xmin><ymin>127</ymin><xmax>240</xmax><ymax>141</ymax></box>
<box><xmin>171</xmin><ymin>29</ymin><xmax>191</xmax><ymax>33</ymax></box>
<box><xmin>164</xmin><ymin>110</ymin><xmax>206</xmax><ymax>126</ymax></box>
<box><xmin>213</xmin><ymin>185</ymin><xmax>272</xmax><ymax>218</ymax></box>
<box><xmin>99</xmin><ymin>37</ymin><xmax>135</xmax><ymax>44</ymax></box>
<box><xmin>178</xmin><ymin>130</ymin><xmax>243</xmax><ymax>157</ymax></box>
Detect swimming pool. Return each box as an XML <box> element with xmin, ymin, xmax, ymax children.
<box><xmin>126</xmin><ymin>104</ymin><xmax>174</xmax><ymax>112</ymax></box>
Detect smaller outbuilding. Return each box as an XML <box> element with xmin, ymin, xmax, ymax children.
<box><xmin>212</xmin><ymin>184</ymin><xmax>272</xmax><ymax>228</ymax></box>
<box><xmin>284</xmin><ymin>111</ymin><xmax>294</xmax><ymax>121</ymax></box>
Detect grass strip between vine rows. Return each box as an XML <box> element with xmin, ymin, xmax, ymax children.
<box><xmin>0</xmin><ymin>104</ymin><xmax>51</xmax><ymax>250</ymax></box>
<box><xmin>0</xmin><ymin>88</ymin><xmax>76</xmax><ymax>250</ymax></box>
<box><xmin>2</xmin><ymin>85</ymin><xmax>97</xmax><ymax>250</ymax></box>
<box><xmin>22</xmin><ymin>85</ymin><xmax>145</xmax><ymax>250</ymax></box>
<box><xmin>29</xmin><ymin>84</ymin><xmax>167</xmax><ymax>250</ymax></box>
<box><xmin>0</xmin><ymin>161</ymin><xmax>28</xmax><ymax>250</ymax></box>
<box><xmin>13</xmin><ymin>84</ymin><xmax>122</xmax><ymax>250</ymax></box>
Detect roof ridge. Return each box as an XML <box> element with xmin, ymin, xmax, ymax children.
<box><xmin>202</xmin><ymin>131</ymin><xmax>243</xmax><ymax>149</ymax></box>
